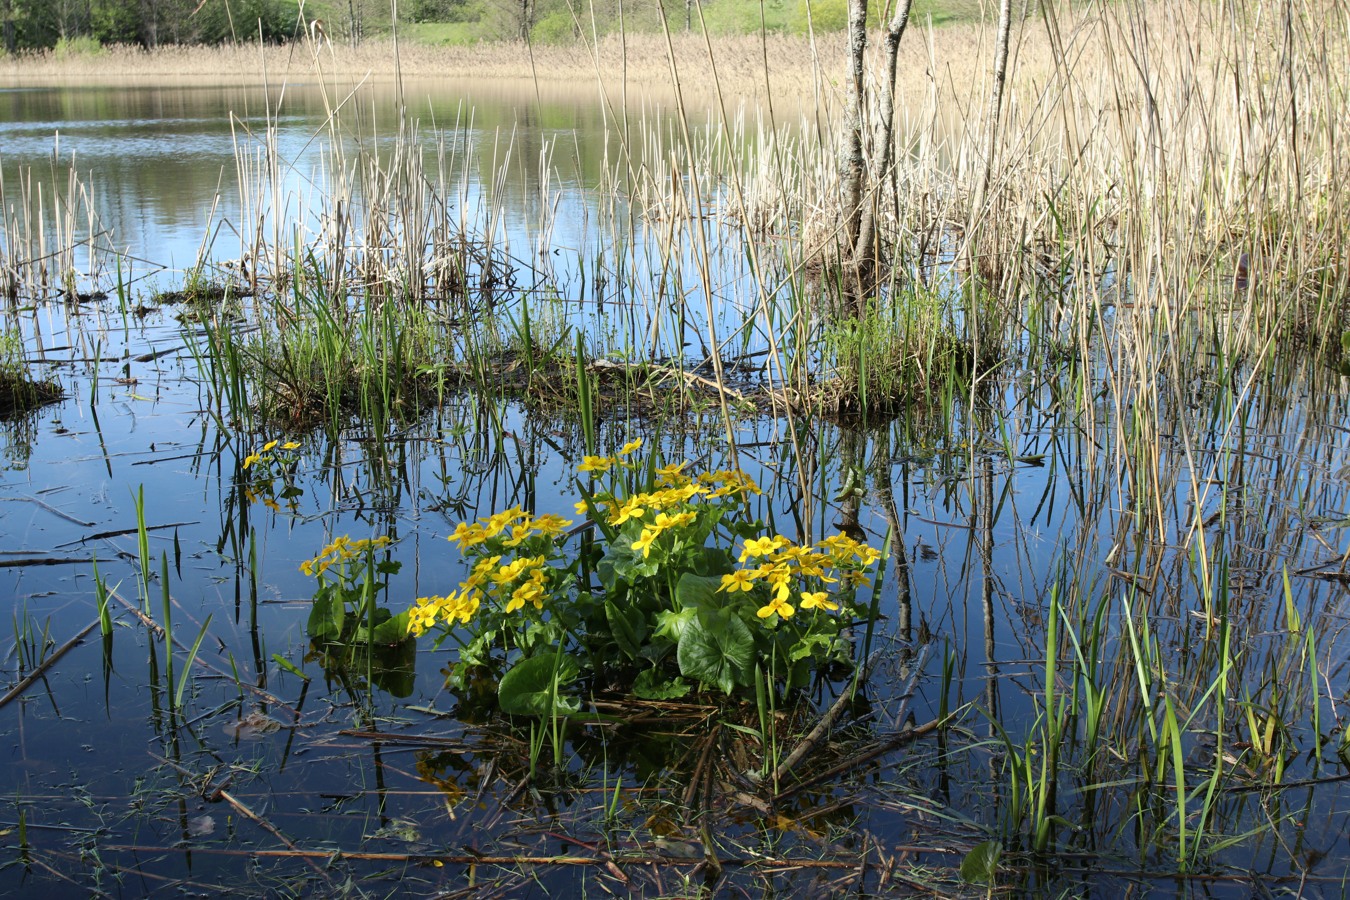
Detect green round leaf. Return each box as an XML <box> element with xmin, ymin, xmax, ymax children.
<box><xmin>498</xmin><ymin>653</ymin><xmax>580</xmax><ymax>716</ymax></box>
<box><xmin>677</xmin><ymin>613</ymin><xmax>753</xmax><ymax>696</ymax></box>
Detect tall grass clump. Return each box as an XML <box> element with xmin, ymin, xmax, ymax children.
<box><xmin>0</xmin><ymin>330</ymin><xmax>62</xmax><ymax>418</ymax></box>
<box><xmin>818</xmin><ymin>286</ymin><xmax>967</xmax><ymax>420</ymax></box>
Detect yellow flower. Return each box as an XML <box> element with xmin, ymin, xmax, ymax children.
<box><xmin>799</xmin><ymin>591</ymin><xmax>839</xmax><ymax>612</ymax></box>
<box><xmin>483</xmin><ymin>507</ymin><xmax>525</xmax><ymax>536</ymax></box>
<box><xmin>632</xmin><ymin>526</ymin><xmax>660</xmax><ymax>558</ymax></box>
<box><xmin>471</xmin><ymin>555</ymin><xmax>502</xmax><ymax>576</ymax></box>
<box><xmin>706</xmin><ymin>469</ymin><xmax>761</xmax><ymax>498</ymax></box>
<box><xmin>654</xmin><ymin>461</ymin><xmax>691</xmax><ymax>484</ymax></box>
<box><xmin>845</xmin><ymin>571</ymin><xmax>871</xmax><ymax>588</ymax></box>
<box><xmin>448</xmin><ymin>521</ymin><xmax>488</xmax><ymax>548</ymax></box>
<box><xmin>281</xmin><ymin>441</ymin><xmax>301</xmax><ymax>450</ymax></box>
<box><xmin>578</xmin><ymin>455</ymin><xmax>615</xmax><ymax>473</ymax></box>
<box><xmin>719</xmin><ymin>570</ymin><xmax>757</xmax><ymax>593</ymax></box>
<box><xmin>740</xmin><ymin>536</ymin><xmax>787</xmax><ymax>561</ymax></box>
<box><xmin>506</xmin><ymin>580</ymin><xmax>544</xmax><ymax>613</ymax></box>
<box><xmin>451</xmin><ymin>591</ymin><xmax>482</xmax><ymax>624</ymax></box>
<box><xmin>443</xmin><ymin>590</ymin><xmax>480</xmax><ymax>625</ymax></box>
<box><xmin>654</xmin><ymin>510</ymin><xmax>696</xmax><ymax>530</ymax></box>
<box><xmin>532</xmin><ymin>513</ymin><xmax>573</xmax><ymax>535</ymax></box>
<box><xmin>242</xmin><ymin>452</ymin><xmax>262</xmax><ymax>469</ymax></box>
<box><xmin>503</xmin><ymin>524</ymin><xmax>533</xmax><ymax>547</ymax></box>
<box><xmin>611</xmin><ymin>497</ymin><xmax>647</xmax><ymax>526</ymax></box>
<box><xmin>408</xmin><ymin>601</ymin><xmax>440</xmax><ymax>636</ymax></box>
<box><xmin>262</xmin><ymin>440</ymin><xmax>279</xmax><ymax>452</ymax></box>
<box><xmin>618</xmin><ymin>438</ymin><xmax>643</xmax><ymax>456</ymax></box>
<box><xmin>492</xmin><ymin>559</ymin><xmax>529</xmax><ymax>585</ymax></box>
<box><xmin>756</xmin><ymin>594</ymin><xmax>794</xmax><ymax>620</ymax></box>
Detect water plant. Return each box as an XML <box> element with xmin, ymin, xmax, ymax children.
<box><xmin>409</xmin><ymin>440</ymin><xmax>883</xmax><ymax>711</ymax></box>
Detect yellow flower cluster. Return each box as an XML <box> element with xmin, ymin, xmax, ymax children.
<box><xmin>577</xmin><ymin>469</ymin><xmax>762</xmax><ymax>525</ymax></box>
<box><xmin>300</xmin><ymin>535</ymin><xmax>393</xmax><ymax>578</ymax></box>
<box><xmin>243</xmin><ymin>438</ymin><xmax>301</xmax><ymax>470</ymax></box>
<box><xmin>717</xmin><ymin>531</ymin><xmax>880</xmax><ymax>621</ymax></box>
<box><xmin>408</xmin><ymin>589</ymin><xmax>481</xmax><ymax>636</ymax></box>
<box><xmin>576</xmin><ymin>438</ymin><xmax>645</xmax><ymax>474</ymax></box>
<box><xmin>410</xmin><ymin>549</ymin><xmax>562</xmax><ymax>635</ymax></box>
<box><xmin>631</xmin><ymin>510</ymin><xmax>698</xmax><ymax>558</ymax></box>
<box><xmin>446</xmin><ymin>507</ymin><xmax>574</xmax><ymax>550</ymax></box>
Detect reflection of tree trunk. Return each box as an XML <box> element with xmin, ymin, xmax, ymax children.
<box><xmin>836</xmin><ymin>429</ymin><xmax>864</xmax><ymax>541</ymax></box>
<box><xmin>977</xmin><ymin>455</ymin><xmax>998</xmax><ymax>727</ymax></box>
<box><xmin>873</xmin><ymin>436</ymin><xmax>912</xmax><ymax>645</ymax></box>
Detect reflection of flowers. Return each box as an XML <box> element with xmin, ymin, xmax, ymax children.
<box><xmin>301</xmin><ymin>535</ymin><xmax>394</xmax><ymax>578</ymax></box>
<box><xmin>415</xmin><ymin>751</ymin><xmax>469</xmax><ymax>802</ymax></box>
<box><xmin>241</xmin><ymin>438</ymin><xmax>304</xmax><ymax>513</ymax></box>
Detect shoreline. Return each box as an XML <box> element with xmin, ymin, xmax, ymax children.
<box><xmin>0</xmin><ymin>34</ymin><xmax>851</xmax><ymax>100</ymax></box>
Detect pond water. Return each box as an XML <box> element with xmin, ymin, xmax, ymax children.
<box><xmin>2</xmin><ymin>80</ymin><xmax>1350</xmax><ymax>897</ymax></box>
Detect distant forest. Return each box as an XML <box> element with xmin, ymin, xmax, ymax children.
<box><xmin>0</xmin><ymin>0</ymin><xmax>296</xmax><ymax>51</ymax></box>
<box><xmin>2</xmin><ymin>0</ymin><xmax>929</xmax><ymax>54</ymax></box>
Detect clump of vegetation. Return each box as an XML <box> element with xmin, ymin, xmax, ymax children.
<box><xmin>818</xmin><ymin>291</ymin><xmax>967</xmax><ymax>420</ymax></box>
<box><xmin>0</xmin><ymin>332</ymin><xmax>62</xmax><ymax>419</ymax></box>
<box><xmin>195</xmin><ymin>274</ymin><xmax>459</xmax><ymax>430</ymax></box>
<box><xmin>409</xmin><ymin>440</ymin><xmax>883</xmax><ymax>713</ymax></box>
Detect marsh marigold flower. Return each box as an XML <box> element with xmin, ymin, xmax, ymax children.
<box><xmin>800</xmin><ymin>591</ymin><xmax>839</xmax><ymax>612</ymax></box>
<box><xmin>719</xmin><ymin>570</ymin><xmax>757</xmax><ymax>593</ymax></box>
<box><xmin>578</xmin><ymin>455</ymin><xmax>614</xmax><ymax>473</ymax></box>
<box><xmin>756</xmin><ymin>594</ymin><xmax>794</xmax><ymax>620</ymax></box>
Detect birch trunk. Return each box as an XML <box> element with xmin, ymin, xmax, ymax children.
<box><xmin>840</xmin><ymin>0</ymin><xmax>870</xmax><ymax>314</ymax></box>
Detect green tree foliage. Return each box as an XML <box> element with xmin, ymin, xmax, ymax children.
<box><xmin>194</xmin><ymin>0</ymin><xmax>293</xmax><ymax>44</ymax></box>
<box><xmin>0</xmin><ymin>0</ymin><xmax>295</xmax><ymax>51</ymax></box>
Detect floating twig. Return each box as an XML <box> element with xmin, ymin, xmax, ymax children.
<box><xmin>0</xmin><ymin>494</ymin><xmax>95</xmax><ymax>527</ymax></box>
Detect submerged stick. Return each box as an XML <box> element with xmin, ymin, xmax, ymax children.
<box><xmin>97</xmin><ymin>844</ymin><xmax>877</xmax><ymax>868</ymax></box>
<box><xmin>0</xmin><ymin>494</ymin><xmax>95</xmax><ymax>527</ymax></box>
<box><xmin>774</xmin><ymin>716</ymin><xmax>945</xmax><ymax>802</ymax></box>
<box><xmin>771</xmin><ymin>645</ymin><xmax>927</xmax><ymax>788</ymax></box>
<box><xmin>217</xmin><ymin>788</ymin><xmax>337</xmax><ymax>891</ymax></box>
<box><xmin>0</xmin><ymin>617</ymin><xmax>100</xmax><ymax>710</ymax></box>
<box><xmin>0</xmin><ymin>557</ymin><xmax>93</xmax><ymax>568</ymax></box>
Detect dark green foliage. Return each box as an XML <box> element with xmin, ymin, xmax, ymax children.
<box><xmin>194</xmin><ymin>0</ymin><xmax>292</xmax><ymax>44</ymax></box>
<box><xmin>0</xmin><ymin>0</ymin><xmax>294</xmax><ymax>51</ymax></box>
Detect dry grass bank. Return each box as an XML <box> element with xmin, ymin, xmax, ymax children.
<box><xmin>0</xmin><ymin>15</ymin><xmax>1102</xmax><ymax>110</ymax></box>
